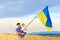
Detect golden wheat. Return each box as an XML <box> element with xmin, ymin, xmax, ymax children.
<box><xmin>0</xmin><ymin>33</ymin><xmax>60</xmax><ymax>40</ymax></box>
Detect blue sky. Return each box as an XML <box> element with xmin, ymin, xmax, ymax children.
<box><xmin>0</xmin><ymin>0</ymin><xmax>60</xmax><ymax>18</ymax></box>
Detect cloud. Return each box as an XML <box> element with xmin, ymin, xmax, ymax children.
<box><xmin>0</xmin><ymin>14</ymin><xmax>60</xmax><ymax>33</ymax></box>
<box><xmin>49</xmin><ymin>5</ymin><xmax>60</xmax><ymax>17</ymax></box>
<box><xmin>0</xmin><ymin>0</ymin><xmax>60</xmax><ymax>18</ymax></box>
<box><xmin>0</xmin><ymin>0</ymin><xmax>25</xmax><ymax>18</ymax></box>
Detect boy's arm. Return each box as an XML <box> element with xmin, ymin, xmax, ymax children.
<box><xmin>23</xmin><ymin>27</ymin><xmax>27</xmax><ymax>30</ymax></box>
<box><xmin>24</xmin><ymin>27</ymin><xmax>26</xmax><ymax>30</ymax></box>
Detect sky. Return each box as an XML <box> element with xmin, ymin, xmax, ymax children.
<box><xmin>0</xmin><ymin>0</ymin><xmax>60</xmax><ymax>34</ymax></box>
<box><xmin>0</xmin><ymin>0</ymin><xmax>60</xmax><ymax>18</ymax></box>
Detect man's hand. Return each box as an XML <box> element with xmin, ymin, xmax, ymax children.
<box><xmin>16</xmin><ymin>32</ymin><xmax>21</xmax><ymax>35</ymax></box>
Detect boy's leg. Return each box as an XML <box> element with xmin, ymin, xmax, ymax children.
<box><xmin>22</xmin><ymin>38</ymin><xmax>24</xmax><ymax>40</ymax></box>
<box><xmin>20</xmin><ymin>34</ymin><xmax>24</xmax><ymax>38</ymax></box>
<box><xmin>18</xmin><ymin>34</ymin><xmax>23</xmax><ymax>38</ymax></box>
<box><xmin>19</xmin><ymin>32</ymin><xmax>26</xmax><ymax>39</ymax></box>
<box><xmin>23</xmin><ymin>32</ymin><xmax>26</xmax><ymax>36</ymax></box>
<box><xmin>18</xmin><ymin>33</ymin><xmax>25</xmax><ymax>40</ymax></box>
<box><xmin>21</xmin><ymin>32</ymin><xmax>26</xmax><ymax>40</ymax></box>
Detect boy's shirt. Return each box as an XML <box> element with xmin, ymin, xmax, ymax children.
<box><xmin>21</xmin><ymin>27</ymin><xmax>26</xmax><ymax>32</ymax></box>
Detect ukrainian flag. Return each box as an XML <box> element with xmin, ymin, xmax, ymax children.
<box><xmin>37</xmin><ymin>6</ymin><xmax>52</xmax><ymax>32</ymax></box>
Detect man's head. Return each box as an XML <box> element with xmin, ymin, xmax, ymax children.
<box><xmin>17</xmin><ymin>23</ymin><xmax>21</xmax><ymax>28</ymax></box>
<box><xmin>22</xmin><ymin>23</ymin><xmax>25</xmax><ymax>27</ymax></box>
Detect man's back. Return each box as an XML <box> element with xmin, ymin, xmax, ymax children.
<box><xmin>16</xmin><ymin>27</ymin><xmax>22</xmax><ymax>35</ymax></box>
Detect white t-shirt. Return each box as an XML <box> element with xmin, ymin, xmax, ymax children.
<box><xmin>21</xmin><ymin>27</ymin><xmax>26</xmax><ymax>32</ymax></box>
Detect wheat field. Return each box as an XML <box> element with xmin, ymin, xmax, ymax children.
<box><xmin>0</xmin><ymin>33</ymin><xmax>60</xmax><ymax>40</ymax></box>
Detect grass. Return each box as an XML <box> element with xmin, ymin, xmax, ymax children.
<box><xmin>0</xmin><ymin>33</ymin><xmax>60</xmax><ymax>40</ymax></box>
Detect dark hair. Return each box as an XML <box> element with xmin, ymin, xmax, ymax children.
<box><xmin>17</xmin><ymin>23</ymin><xmax>20</xmax><ymax>25</ymax></box>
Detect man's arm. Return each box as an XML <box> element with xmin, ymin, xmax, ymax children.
<box><xmin>16</xmin><ymin>32</ymin><xmax>21</xmax><ymax>35</ymax></box>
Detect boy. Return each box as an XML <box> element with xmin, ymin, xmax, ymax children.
<box><xmin>21</xmin><ymin>23</ymin><xmax>26</xmax><ymax>36</ymax></box>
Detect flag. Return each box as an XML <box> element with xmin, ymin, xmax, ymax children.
<box><xmin>37</xmin><ymin>6</ymin><xmax>52</xmax><ymax>32</ymax></box>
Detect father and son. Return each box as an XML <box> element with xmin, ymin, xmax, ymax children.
<box><xmin>16</xmin><ymin>23</ymin><xmax>26</xmax><ymax>38</ymax></box>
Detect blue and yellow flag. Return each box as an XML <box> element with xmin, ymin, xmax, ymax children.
<box><xmin>38</xmin><ymin>6</ymin><xmax>52</xmax><ymax>32</ymax></box>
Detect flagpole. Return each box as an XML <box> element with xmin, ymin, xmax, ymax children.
<box><xmin>26</xmin><ymin>16</ymin><xmax>37</xmax><ymax>27</ymax></box>
<box><xmin>19</xmin><ymin>16</ymin><xmax>37</xmax><ymax>40</ymax></box>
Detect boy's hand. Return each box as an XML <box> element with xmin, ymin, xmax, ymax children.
<box><xmin>25</xmin><ymin>28</ymin><xmax>26</xmax><ymax>30</ymax></box>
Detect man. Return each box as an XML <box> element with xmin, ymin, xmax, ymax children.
<box><xmin>16</xmin><ymin>23</ymin><xmax>23</xmax><ymax>38</ymax></box>
<box><xmin>16</xmin><ymin>23</ymin><xmax>26</xmax><ymax>38</ymax></box>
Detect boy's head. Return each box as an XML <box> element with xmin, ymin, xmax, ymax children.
<box><xmin>22</xmin><ymin>23</ymin><xmax>25</xmax><ymax>27</ymax></box>
<box><xmin>17</xmin><ymin>23</ymin><xmax>21</xmax><ymax>28</ymax></box>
